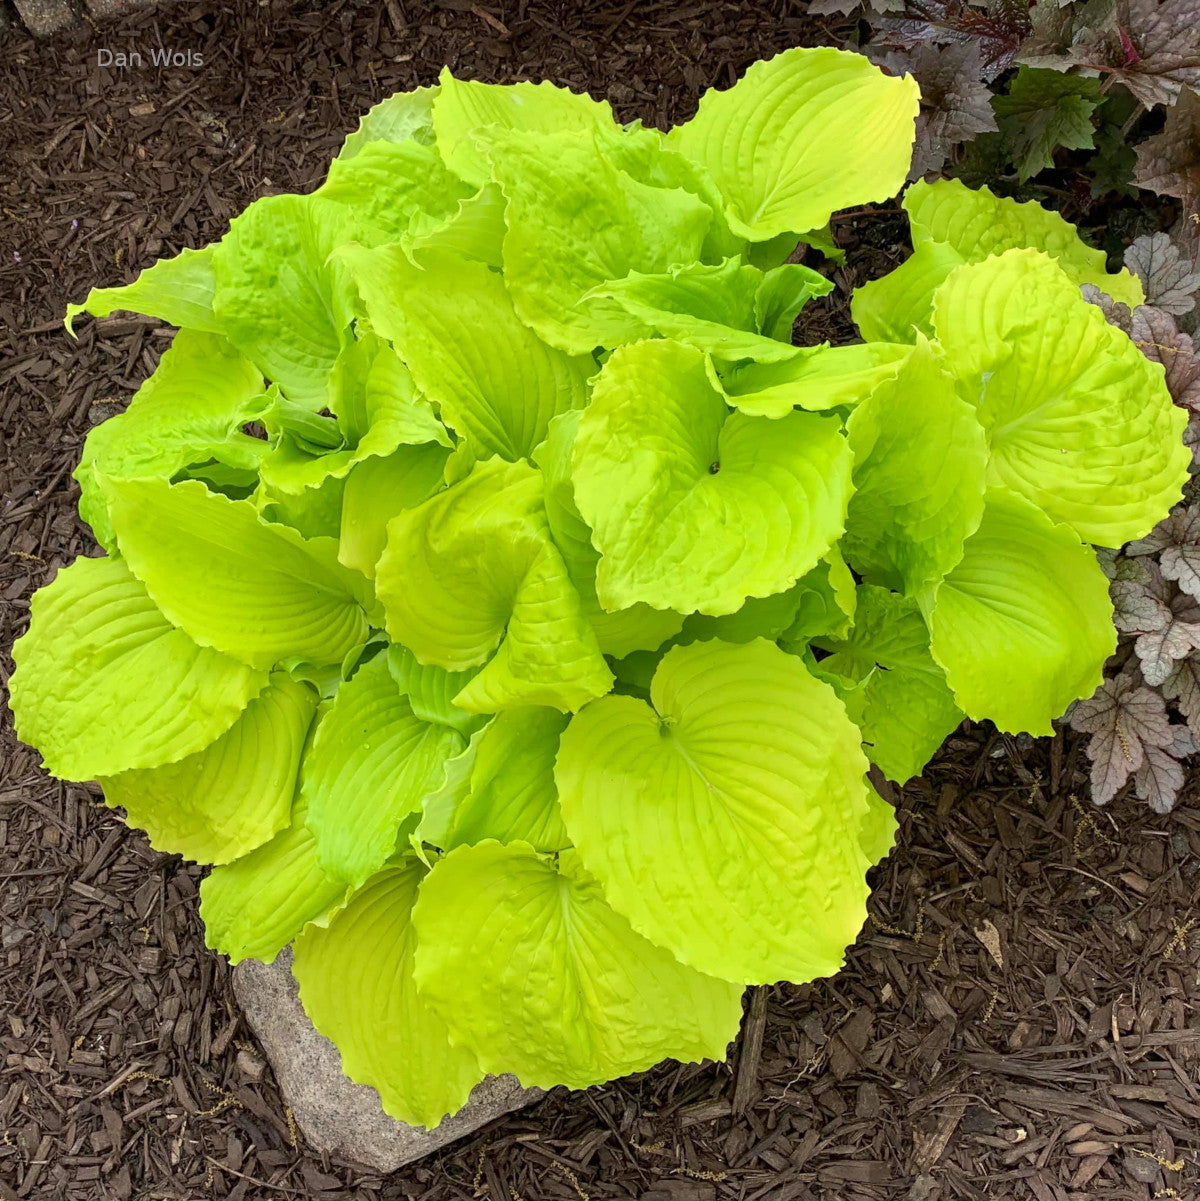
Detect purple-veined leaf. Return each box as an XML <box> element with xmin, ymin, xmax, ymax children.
<box><xmin>1069</xmin><ymin>672</ymin><xmax>1175</xmax><ymax>803</ymax></box>
<box><xmin>1163</xmin><ymin>651</ymin><xmax>1200</xmax><ymax>736</ymax></box>
<box><xmin>1133</xmin><ymin>723</ymin><xmax>1195</xmax><ymax>813</ymax></box>
<box><xmin>1128</xmin><ymin>505</ymin><xmax>1200</xmax><ymax>602</ymax></box>
<box><xmin>1125</xmin><ymin>233</ymin><xmax>1200</xmax><ymax>317</ymax></box>
<box><xmin>1131</xmin><ymin>306</ymin><xmax>1200</xmax><ymax>413</ymax></box>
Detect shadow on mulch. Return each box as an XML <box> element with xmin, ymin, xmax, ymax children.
<box><xmin>1</xmin><ymin>3</ymin><xmax>1198</xmax><ymax>1199</ymax></box>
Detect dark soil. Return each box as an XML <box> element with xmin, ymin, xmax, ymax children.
<box><xmin>1</xmin><ymin>4</ymin><xmax>1199</xmax><ymax>1199</ymax></box>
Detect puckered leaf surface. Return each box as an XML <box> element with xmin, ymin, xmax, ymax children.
<box><xmin>411</xmin><ymin>842</ymin><xmax>744</xmax><ymax>1088</ymax></box>
<box><xmin>101</xmin><ymin>477</ymin><xmax>371</xmax><ymax>670</ymax></box>
<box><xmin>813</xmin><ymin>586</ymin><xmax>962</xmax><ymax>783</ymax></box>
<box><xmin>212</xmin><ymin>195</ymin><xmax>359</xmax><ymax>407</ymax></box>
<box><xmin>316</xmin><ymin>139</ymin><xmax>472</xmax><ymax>245</ymax></box>
<box><xmin>932</xmin><ymin>250</ymin><xmax>1188</xmax><ymax>547</ymax></box>
<box><xmin>10</xmin><ymin>556</ymin><xmax>268</xmax><ymax>781</ymax></box>
<box><xmin>341</xmin><ymin>244</ymin><xmax>590</xmax><ymax>461</ymax></box>
<box><xmin>926</xmin><ymin>488</ymin><xmax>1116</xmax><ymax>735</ymax></box>
<box><xmin>904</xmin><ymin>180</ymin><xmax>1143</xmax><ymax>305</ymax></box>
<box><xmin>101</xmin><ymin>672</ymin><xmax>316</xmax><ymax>865</ymax></box>
<box><xmin>667</xmin><ymin>47</ymin><xmax>919</xmax><ymax>241</ymax></box>
<box><xmin>480</xmin><ymin>128</ymin><xmax>712</xmax><ymax>354</ymax></box>
<box><xmin>574</xmin><ymin>340</ymin><xmax>853</xmax><ymax>616</ymax></box>
<box><xmin>293</xmin><ymin>860</ymin><xmax>484</xmax><ymax>1129</ymax></box>
<box><xmin>376</xmin><ymin>457</ymin><xmax>612</xmax><ymax>712</ymax></box>
<box><xmin>303</xmin><ymin>654</ymin><xmax>463</xmax><ymax>888</ymax></box>
<box><xmin>74</xmin><ymin>330</ymin><xmax>268</xmax><ymax>553</ymax></box>
<box><xmin>843</xmin><ymin>336</ymin><xmax>987</xmax><ymax>595</ymax></box>
<box><xmin>556</xmin><ymin>639</ymin><xmax>894</xmax><ymax>984</ymax></box>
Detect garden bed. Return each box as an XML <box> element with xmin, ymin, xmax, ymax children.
<box><xmin>1</xmin><ymin>3</ymin><xmax>1199</xmax><ymax>1199</ymax></box>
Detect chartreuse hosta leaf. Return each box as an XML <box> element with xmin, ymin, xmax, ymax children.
<box><xmin>851</xmin><ymin>241</ymin><xmax>967</xmax><ymax>344</ymax></box>
<box><xmin>852</xmin><ymin>179</ymin><xmax>1144</xmax><ymax>341</ymax></box>
<box><xmin>377</xmin><ymin>457</ymin><xmax>612</xmax><ymax>712</ymax></box>
<box><xmin>386</xmin><ymin>645</ymin><xmax>481</xmax><ymax>738</ymax></box>
<box><xmin>412</xmin><ymin>842</ymin><xmax>744</xmax><ymax>1089</ymax></box>
<box><xmin>586</xmin><ymin>257</ymin><xmax>831</xmax><ymax>363</ymax></box>
<box><xmin>432</xmin><ymin>68</ymin><xmax>615</xmax><ymax>187</ymax></box>
<box><xmin>416</xmin><ymin>707</ymin><xmax>570</xmax><ymax>853</ymax></box>
<box><xmin>200</xmin><ymin>793</ymin><xmax>351</xmax><ymax>965</ymax></box>
<box><xmin>591</xmin><ymin>120</ymin><xmax>743</xmax><ymax>263</ymax></box>
<box><xmin>932</xmin><ymin>250</ymin><xmax>1189</xmax><ymax>547</ymax></box>
<box><xmin>303</xmin><ymin>654</ymin><xmax>462</xmax><ymax>888</ymax></box>
<box><xmin>667</xmin><ymin>47</ymin><xmax>919</xmax><ymax>242</ymax></box>
<box><xmin>65</xmin><ymin>245</ymin><xmax>220</xmax><ymax>335</ymax></box>
<box><xmin>100</xmin><ymin>673</ymin><xmax>316</xmax><ymax>864</ymax></box>
<box><xmin>676</xmin><ymin>586</ymin><xmax>809</xmax><ymax>647</ymax></box>
<box><xmin>340</xmin><ymin>244</ymin><xmax>590</xmax><ymax>461</ymax></box>
<box><xmin>780</xmin><ymin>550</ymin><xmax>858</xmax><ymax>645</ymax></box>
<box><xmin>814</xmin><ymin>587</ymin><xmax>962</xmax><ymax>783</ymax></box>
<box><xmin>479</xmin><ymin>128</ymin><xmax>712</xmax><ymax>354</ymax></box>
<box><xmin>556</xmin><ymin>639</ymin><xmax>895</xmax><ymax>984</ymax></box>
<box><xmin>339</xmin><ymin>85</ymin><xmax>437</xmax><ymax>160</ymax></box>
<box><xmin>75</xmin><ymin>330</ymin><xmax>268</xmax><ymax>553</ymax></box>
<box><xmin>100</xmin><ymin>477</ymin><xmax>371</xmax><ymax>670</ymax></box>
<box><xmin>338</xmin><ymin>445</ymin><xmax>450</xmax><ymax>581</ymax></box>
<box><xmin>926</xmin><ymin>488</ymin><xmax>1116</xmax><ymax>735</ymax></box>
<box><xmin>28</xmin><ymin>62</ymin><xmax>1194</xmax><ymax>1128</ymax></box>
<box><xmin>711</xmin><ymin>342</ymin><xmax>911</xmax><ymax>418</ymax></box>
<box><xmin>842</xmin><ymin>336</ymin><xmax>987</xmax><ymax>596</ymax></box>
<box><xmin>315</xmin><ymin>139</ymin><xmax>473</xmax><ymax>245</ymax></box>
<box><xmin>212</xmin><ymin>194</ymin><xmax>359</xmax><ymax>408</ymax></box>
<box><xmin>10</xmin><ymin>556</ymin><xmax>268</xmax><ymax>781</ymax></box>
<box><xmin>574</xmin><ymin>339</ymin><xmax>853</xmax><ymax>616</ymax></box>
<box><xmin>534</xmin><ymin>410</ymin><xmax>684</xmax><ymax>657</ymax></box>
<box><xmin>293</xmin><ymin>860</ymin><xmax>484</xmax><ymax>1129</ymax></box>
<box><xmin>258</xmin><ymin>334</ymin><xmax>449</xmax><ymax>496</ymax></box>
<box><xmin>906</xmin><ymin>179</ymin><xmax>1143</xmax><ymax>307</ymax></box>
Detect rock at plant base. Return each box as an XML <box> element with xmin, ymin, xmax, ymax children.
<box><xmin>232</xmin><ymin>946</ymin><xmax>542</xmax><ymax>1172</ymax></box>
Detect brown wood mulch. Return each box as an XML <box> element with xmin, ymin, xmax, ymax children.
<box><xmin>1</xmin><ymin>3</ymin><xmax>1198</xmax><ymax>1198</ymax></box>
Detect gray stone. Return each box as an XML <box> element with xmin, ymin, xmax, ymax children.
<box><xmin>233</xmin><ymin>946</ymin><xmax>541</xmax><ymax>1173</ymax></box>
<box><xmin>14</xmin><ymin>0</ymin><xmax>79</xmax><ymax>37</ymax></box>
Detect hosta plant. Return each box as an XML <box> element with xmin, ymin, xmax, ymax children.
<box><xmin>10</xmin><ymin>50</ymin><xmax>1190</xmax><ymax>1126</ymax></box>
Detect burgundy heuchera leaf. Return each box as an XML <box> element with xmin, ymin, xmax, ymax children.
<box><xmin>1067</xmin><ymin>0</ymin><xmax>1200</xmax><ymax>109</ymax></box>
<box><xmin>1135</xmin><ymin>87</ymin><xmax>1200</xmax><ymax>205</ymax></box>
